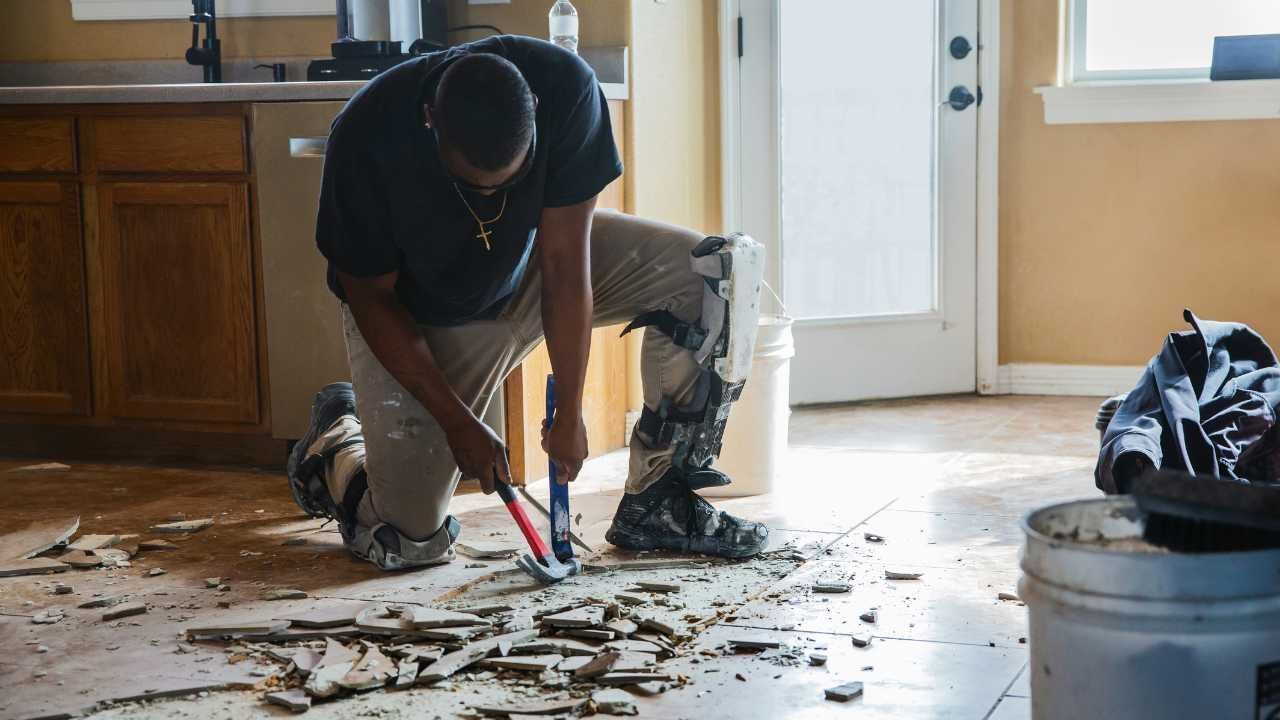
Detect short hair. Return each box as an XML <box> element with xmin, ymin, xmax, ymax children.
<box><xmin>434</xmin><ymin>53</ymin><xmax>535</xmax><ymax>171</ymax></box>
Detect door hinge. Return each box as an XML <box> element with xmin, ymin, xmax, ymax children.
<box><xmin>737</xmin><ymin>16</ymin><xmax>744</xmax><ymax>58</ymax></box>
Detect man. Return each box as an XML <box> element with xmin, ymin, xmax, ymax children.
<box><xmin>287</xmin><ymin>34</ymin><xmax>768</xmax><ymax>571</ymax></box>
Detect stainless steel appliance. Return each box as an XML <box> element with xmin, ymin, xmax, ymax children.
<box><xmin>307</xmin><ymin>0</ymin><xmax>450</xmax><ymax>82</ymax></box>
<box><xmin>251</xmin><ymin>102</ymin><xmax>351</xmax><ymax>440</ymax></box>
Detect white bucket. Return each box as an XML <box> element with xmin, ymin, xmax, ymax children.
<box><xmin>1019</xmin><ymin>497</ymin><xmax>1280</xmax><ymax>719</ymax></box>
<box><xmin>704</xmin><ymin>315</ymin><xmax>795</xmax><ymax>497</ymax></box>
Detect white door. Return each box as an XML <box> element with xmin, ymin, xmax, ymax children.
<box><xmin>727</xmin><ymin>0</ymin><xmax>980</xmax><ymax>404</ymax></box>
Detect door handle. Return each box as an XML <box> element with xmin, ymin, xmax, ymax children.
<box><xmin>288</xmin><ymin>137</ymin><xmax>328</xmax><ymax>157</ymax></box>
<box><xmin>947</xmin><ymin>86</ymin><xmax>976</xmax><ymax>111</ymax></box>
<box><xmin>949</xmin><ymin>36</ymin><xmax>972</xmax><ymax>60</ymax></box>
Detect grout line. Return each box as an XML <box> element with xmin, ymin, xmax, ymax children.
<box><xmin>872</xmin><ymin>507</ymin><xmax>1027</xmax><ymax>519</ymax></box>
<box><xmin>722</xmin><ymin>622</ymin><xmax>1032</xmax><ymax>650</ymax></box>
<box><xmin>982</xmin><ymin>660</ymin><xmax>1031</xmax><ymax>720</ymax></box>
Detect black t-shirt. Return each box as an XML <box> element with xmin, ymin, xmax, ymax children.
<box><xmin>316</xmin><ymin>35</ymin><xmax>623</xmax><ymax>326</ymax></box>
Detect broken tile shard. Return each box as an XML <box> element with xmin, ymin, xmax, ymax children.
<box><xmin>339</xmin><ymin>644</ymin><xmax>397</xmax><ymax>691</ymax></box>
<box><xmin>541</xmin><ymin>605</ymin><xmax>605</xmax><ymax>628</ymax></box>
<box><xmin>859</xmin><ymin>610</ymin><xmax>878</xmax><ymax>623</ymax></box>
<box><xmin>851</xmin><ymin>634</ymin><xmax>873</xmax><ymax>648</ymax></box>
<box><xmin>279</xmin><ymin>604</ymin><xmax>365</xmax><ymax>629</ymax></box>
<box><xmin>825</xmin><ymin>681</ymin><xmax>865</xmax><ymax>702</ymax></box>
<box><xmin>0</xmin><ymin>516</ymin><xmax>79</xmax><ymax>560</ymax></box>
<box><xmin>138</xmin><ymin>539</ymin><xmax>178</xmax><ymax>551</ymax></box>
<box><xmin>809</xmin><ymin>653</ymin><xmax>828</xmax><ymax>666</ymax></box>
<box><xmin>864</xmin><ymin>533</ymin><xmax>885</xmax><ymax>543</ymax></box>
<box><xmin>592</xmin><ymin>688</ymin><xmax>638</xmax><ymax>716</ymax></box>
<box><xmin>470</xmin><ymin>697</ymin><xmax>588</xmax><ymax>718</ymax></box>
<box><xmin>103</xmin><ymin>602</ymin><xmax>147</xmax><ymax>621</ymax></box>
<box><xmin>478</xmin><ymin>654</ymin><xmax>564</xmax><ymax>672</ymax></box>
<box><xmin>78</xmin><ymin>595</ymin><xmax>126</xmax><ymax>609</ymax></box>
<box><xmin>411</xmin><ymin>607</ymin><xmax>490</xmax><ymax>629</ymax></box>
<box><xmin>417</xmin><ymin>628</ymin><xmax>538</xmax><ymax>684</ymax></box>
<box><xmin>574</xmin><ymin>651</ymin><xmax>620</xmax><ymax>679</ymax></box>
<box><xmin>150</xmin><ymin>518</ymin><xmax>214</xmax><ymax>534</ymax></box>
<box><xmin>884</xmin><ymin>570</ymin><xmax>923</xmax><ymax>580</ymax></box>
<box><xmin>0</xmin><ymin>557</ymin><xmax>68</xmax><ymax>577</ymax></box>
<box><xmin>263</xmin><ymin>588</ymin><xmax>308</xmax><ymax>601</ymax></box>
<box><xmin>186</xmin><ymin>619</ymin><xmax>290</xmax><ymax>639</ymax></box>
<box><xmin>455</xmin><ymin>540</ymin><xmax>521</xmax><ymax>559</ymax></box>
<box><xmin>813</xmin><ymin>580</ymin><xmax>851</xmax><ymax>593</ymax></box>
<box><xmin>67</xmin><ymin>534</ymin><xmax>119</xmax><ymax>552</ymax></box>
<box><xmin>265</xmin><ymin>688</ymin><xmax>311</xmax><ymax>712</ymax></box>
<box><xmin>728</xmin><ymin>637</ymin><xmax>781</xmax><ymax>651</ymax></box>
<box><xmin>635</xmin><ymin>581</ymin><xmax>681</xmax><ymax>593</ymax></box>
<box><xmin>998</xmin><ymin>592</ymin><xmax>1020</xmax><ymax>602</ymax></box>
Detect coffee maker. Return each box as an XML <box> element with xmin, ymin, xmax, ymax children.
<box><xmin>307</xmin><ymin>0</ymin><xmax>450</xmax><ymax>81</ymax></box>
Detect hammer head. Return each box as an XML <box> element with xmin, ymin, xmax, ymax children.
<box><xmin>515</xmin><ymin>552</ymin><xmax>582</xmax><ymax>585</ymax></box>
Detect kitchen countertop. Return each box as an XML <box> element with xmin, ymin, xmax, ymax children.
<box><xmin>0</xmin><ymin>46</ymin><xmax>629</xmax><ymax>105</ymax></box>
<box><xmin>0</xmin><ymin>79</ymin><xmax>628</xmax><ymax>105</ymax></box>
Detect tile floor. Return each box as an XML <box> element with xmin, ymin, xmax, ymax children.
<box><xmin>0</xmin><ymin>394</ymin><xmax>1105</xmax><ymax>719</ymax></box>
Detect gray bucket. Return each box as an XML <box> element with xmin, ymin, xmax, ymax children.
<box><xmin>1019</xmin><ymin>497</ymin><xmax>1280</xmax><ymax>719</ymax></box>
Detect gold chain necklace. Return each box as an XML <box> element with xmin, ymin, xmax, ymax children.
<box><xmin>453</xmin><ymin>183</ymin><xmax>507</xmax><ymax>251</ymax></box>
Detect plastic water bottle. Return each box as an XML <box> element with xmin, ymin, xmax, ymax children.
<box><xmin>548</xmin><ymin>0</ymin><xmax>579</xmax><ymax>54</ymax></box>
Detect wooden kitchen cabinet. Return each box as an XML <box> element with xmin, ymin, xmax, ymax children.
<box><xmin>0</xmin><ymin>181</ymin><xmax>91</xmax><ymax>416</ymax></box>
<box><xmin>96</xmin><ymin>181</ymin><xmax>260</xmax><ymax>424</ymax></box>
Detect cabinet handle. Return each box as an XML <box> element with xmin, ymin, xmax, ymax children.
<box><xmin>288</xmin><ymin>137</ymin><xmax>328</xmax><ymax>157</ymax></box>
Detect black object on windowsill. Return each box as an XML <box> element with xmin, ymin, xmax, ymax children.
<box><xmin>185</xmin><ymin>0</ymin><xmax>221</xmax><ymax>83</ymax></box>
<box><xmin>1210</xmin><ymin>33</ymin><xmax>1280</xmax><ymax>81</ymax></box>
<box><xmin>255</xmin><ymin>63</ymin><xmax>287</xmax><ymax>82</ymax></box>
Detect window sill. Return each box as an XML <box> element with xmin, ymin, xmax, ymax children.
<box><xmin>71</xmin><ymin>0</ymin><xmax>333</xmax><ymax>20</ymax></box>
<box><xmin>1035</xmin><ymin>78</ymin><xmax>1280</xmax><ymax>125</ymax></box>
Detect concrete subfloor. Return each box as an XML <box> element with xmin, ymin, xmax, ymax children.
<box><xmin>0</xmin><ymin>394</ymin><xmax>1104</xmax><ymax>720</ymax></box>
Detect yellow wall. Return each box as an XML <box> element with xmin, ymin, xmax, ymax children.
<box><xmin>1000</xmin><ymin>0</ymin><xmax>1280</xmax><ymax>365</ymax></box>
<box><xmin>626</xmin><ymin>0</ymin><xmax>721</xmax><ymax>233</ymax></box>
<box><xmin>0</xmin><ymin>0</ymin><xmax>625</xmax><ymax>62</ymax></box>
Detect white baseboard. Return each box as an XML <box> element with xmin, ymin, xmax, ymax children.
<box><xmin>992</xmin><ymin>363</ymin><xmax>1144</xmax><ymax>397</ymax></box>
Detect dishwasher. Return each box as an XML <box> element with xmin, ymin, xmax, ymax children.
<box><xmin>250</xmin><ymin>102</ymin><xmax>503</xmax><ymax>441</ymax></box>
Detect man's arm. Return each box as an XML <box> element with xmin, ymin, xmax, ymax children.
<box><xmin>339</xmin><ymin>270</ymin><xmax>511</xmax><ymax>493</ymax></box>
<box><xmin>538</xmin><ymin>196</ymin><xmax>597</xmax><ymax>483</ymax></box>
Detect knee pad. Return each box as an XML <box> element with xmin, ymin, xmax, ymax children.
<box><xmin>627</xmin><ymin>233</ymin><xmax>765</xmax><ymax>473</ymax></box>
<box><xmin>346</xmin><ymin>515</ymin><xmax>461</xmax><ymax>571</ymax></box>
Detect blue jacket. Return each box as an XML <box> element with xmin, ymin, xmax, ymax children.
<box><xmin>1096</xmin><ymin>309</ymin><xmax>1280</xmax><ymax>494</ymax></box>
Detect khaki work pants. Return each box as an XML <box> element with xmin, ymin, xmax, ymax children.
<box><xmin>340</xmin><ymin>210</ymin><xmax>708</xmax><ymax>543</ymax></box>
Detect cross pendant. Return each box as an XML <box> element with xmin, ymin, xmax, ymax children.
<box><xmin>475</xmin><ymin>225</ymin><xmax>492</xmax><ymax>251</ymax></box>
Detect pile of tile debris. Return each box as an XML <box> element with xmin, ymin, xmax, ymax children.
<box><xmin>1</xmin><ymin>515</ymin><xmax>212</xmax><ymax>580</ymax></box>
<box><xmin>185</xmin><ymin>581</ymin><xmax>714</xmax><ymax>716</ymax></box>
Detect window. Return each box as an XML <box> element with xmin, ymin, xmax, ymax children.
<box><xmin>71</xmin><ymin>0</ymin><xmax>333</xmax><ymax>21</ymax></box>
<box><xmin>1070</xmin><ymin>0</ymin><xmax>1280</xmax><ymax>82</ymax></box>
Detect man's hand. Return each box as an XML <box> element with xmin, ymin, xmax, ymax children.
<box><xmin>542</xmin><ymin>413</ymin><xmax>588</xmax><ymax>483</ymax></box>
<box><xmin>445</xmin><ymin>415</ymin><xmax>511</xmax><ymax>494</ymax></box>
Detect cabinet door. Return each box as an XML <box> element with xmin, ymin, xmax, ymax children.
<box><xmin>0</xmin><ymin>181</ymin><xmax>90</xmax><ymax>415</ymax></box>
<box><xmin>97</xmin><ymin>182</ymin><xmax>259</xmax><ymax>423</ymax></box>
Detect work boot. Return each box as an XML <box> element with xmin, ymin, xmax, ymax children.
<box><xmin>606</xmin><ymin>467</ymin><xmax>769</xmax><ymax>558</ymax></box>
<box><xmin>286</xmin><ymin>382</ymin><xmax>360</xmax><ymax>519</ymax></box>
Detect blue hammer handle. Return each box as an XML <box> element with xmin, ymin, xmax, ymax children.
<box><xmin>547</xmin><ymin>375</ymin><xmax>573</xmax><ymax>561</ymax></box>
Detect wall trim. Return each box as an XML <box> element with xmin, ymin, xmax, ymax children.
<box><xmin>71</xmin><ymin>0</ymin><xmax>333</xmax><ymax>20</ymax></box>
<box><xmin>1035</xmin><ymin>79</ymin><xmax>1280</xmax><ymax>125</ymax></box>
<box><xmin>975</xmin><ymin>0</ymin><xmax>1000</xmax><ymax>395</ymax></box>
<box><xmin>995</xmin><ymin>363</ymin><xmax>1143</xmax><ymax>397</ymax></box>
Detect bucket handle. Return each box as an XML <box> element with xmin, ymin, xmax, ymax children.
<box><xmin>762</xmin><ymin>280</ymin><xmax>789</xmax><ymax>318</ymax></box>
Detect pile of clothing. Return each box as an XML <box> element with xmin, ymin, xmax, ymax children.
<box><xmin>1096</xmin><ymin>309</ymin><xmax>1280</xmax><ymax>494</ymax></box>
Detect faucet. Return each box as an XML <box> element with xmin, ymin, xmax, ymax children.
<box><xmin>185</xmin><ymin>0</ymin><xmax>222</xmax><ymax>83</ymax></box>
